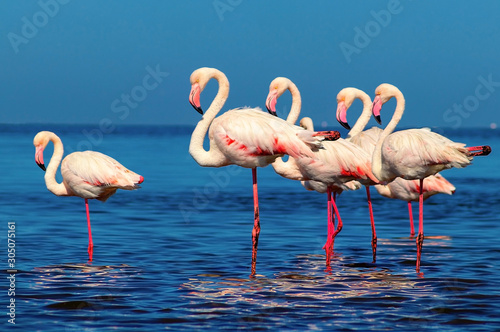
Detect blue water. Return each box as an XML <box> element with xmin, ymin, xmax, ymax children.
<box><xmin>2</xmin><ymin>124</ymin><xmax>500</xmax><ymax>331</ymax></box>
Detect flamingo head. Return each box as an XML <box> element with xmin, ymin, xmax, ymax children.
<box><xmin>372</xmin><ymin>94</ymin><xmax>383</xmax><ymax>125</ymax></box>
<box><xmin>189</xmin><ymin>82</ymin><xmax>202</xmax><ymax>114</ymax></box>
<box><xmin>372</xmin><ymin>83</ymin><xmax>402</xmax><ymax>125</ymax></box>
<box><xmin>336</xmin><ymin>88</ymin><xmax>359</xmax><ymax>130</ymax></box>
<box><xmin>299</xmin><ymin>117</ymin><xmax>314</xmax><ymax>131</ymax></box>
<box><xmin>33</xmin><ymin>131</ymin><xmax>51</xmax><ymax>171</ymax></box>
<box><xmin>265</xmin><ymin>77</ymin><xmax>291</xmax><ymax>117</ymax></box>
<box><xmin>189</xmin><ymin>67</ymin><xmax>227</xmax><ymax>115</ymax></box>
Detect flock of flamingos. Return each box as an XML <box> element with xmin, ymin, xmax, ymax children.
<box><xmin>33</xmin><ymin>67</ymin><xmax>491</xmax><ymax>277</ymax></box>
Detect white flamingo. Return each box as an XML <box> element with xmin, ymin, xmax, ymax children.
<box><xmin>299</xmin><ymin>117</ymin><xmax>361</xmax><ymax>260</ymax></box>
<box><xmin>337</xmin><ymin>87</ymin><xmax>458</xmax><ymax>238</ymax></box>
<box><xmin>265</xmin><ymin>79</ymin><xmax>380</xmax><ymax>266</ymax></box>
<box><xmin>188</xmin><ymin>68</ymin><xmax>340</xmax><ymax>276</ymax></box>
<box><xmin>33</xmin><ymin>131</ymin><xmax>144</xmax><ymax>261</ymax></box>
<box><xmin>335</xmin><ymin>87</ymin><xmax>382</xmax><ymax>262</ymax></box>
<box><xmin>371</xmin><ymin>83</ymin><xmax>491</xmax><ymax>272</ymax></box>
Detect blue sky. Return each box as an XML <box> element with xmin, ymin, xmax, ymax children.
<box><xmin>1</xmin><ymin>1</ymin><xmax>499</xmax><ymax>129</ymax></box>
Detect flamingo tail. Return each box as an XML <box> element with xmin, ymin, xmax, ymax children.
<box><xmin>467</xmin><ymin>145</ymin><xmax>491</xmax><ymax>157</ymax></box>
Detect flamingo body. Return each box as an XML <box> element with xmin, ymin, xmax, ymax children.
<box><xmin>209</xmin><ymin>108</ymin><xmax>323</xmax><ymax>169</ymax></box>
<box><xmin>375</xmin><ymin>128</ymin><xmax>471</xmax><ymax>182</ymax></box>
<box><xmin>61</xmin><ymin>151</ymin><xmax>143</xmax><ymax>201</ymax></box>
<box><xmin>375</xmin><ymin>173</ymin><xmax>455</xmax><ymax>203</ymax></box>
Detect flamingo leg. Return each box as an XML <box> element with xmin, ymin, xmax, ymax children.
<box><xmin>250</xmin><ymin>168</ymin><xmax>260</xmax><ymax>277</ymax></box>
<box><xmin>407</xmin><ymin>201</ymin><xmax>415</xmax><ymax>237</ymax></box>
<box><xmin>416</xmin><ymin>178</ymin><xmax>424</xmax><ymax>273</ymax></box>
<box><xmin>365</xmin><ymin>186</ymin><xmax>377</xmax><ymax>263</ymax></box>
<box><xmin>85</xmin><ymin>199</ymin><xmax>93</xmax><ymax>262</ymax></box>
<box><xmin>324</xmin><ymin>188</ymin><xmax>335</xmax><ymax>265</ymax></box>
<box><xmin>323</xmin><ymin>188</ymin><xmax>332</xmax><ymax>249</ymax></box>
<box><xmin>329</xmin><ymin>192</ymin><xmax>343</xmax><ymax>252</ymax></box>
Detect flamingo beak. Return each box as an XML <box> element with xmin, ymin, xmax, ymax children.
<box><xmin>35</xmin><ymin>146</ymin><xmax>46</xmax><ymax>171</ymax></box>
<box><xmin>372</xmin><ymin>95</ymin><xmax>383</xmax><ymax>125</ymax></box>
<box><xmin>265</xmin><ymin>90</ymin><xmax>279</xmax><ymax>117</ymax></box>
<box><xmin>189</xmin><ymin>83</ymin><xmax>203</xmax><ymax>115</ymax></box>
<box><xmin>336</xmin><ymin>101</ymin><xmax>351</xmax><ymax>130</ymax></box>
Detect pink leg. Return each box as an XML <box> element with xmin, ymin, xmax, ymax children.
<box><xmin>323</xmin><ymin>188</ymin><xmax>335</xmax><ymax>265</ymax></box>
<box><xmin>250</xmin><ymin>168</ymin><xmax>260</xmax><ymax>277</ymax></box>
<box><xmin>329</xmin><ymin>193</ymin><xmax>343</xmax><ymax>247</ymax></box>
<box><xmin>407</xmin><ymin>201</ymin><xmax>415</xmax><ymax>237</ymax></box>
<box><xmin>416</xmin><ymin>179</ymin><xmax>424</xmax><ymax>273</ymax></box>
<box><xmin>85</xmin><ymin>199</ymin><xmax>93</xmax><ymax>262</ymax></box>
<box><xmin>323</xmin><ymin>188</ymin><xmax>332</xmax><ymax>250</ymax></box>
<box><xmin>365</xmin><ymin>186</ymin><xmax>377</xmax><ymax>263</ymax></box>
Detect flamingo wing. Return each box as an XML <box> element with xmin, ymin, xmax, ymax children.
<box><xmin>383</xmin><ymin>128</ymin><xmax>471</xmax><ymax>179</ymax></box>
<box><xmin>297</xmin><ymin>139</ymin><xmax>377</xmax><ymax>185</ymax></box>
<box><xmin>211</xmin><ymin>108</ymin><xmax>321</xmax><ymax>168</ymax></box>
<box><xmin>61</xmin><ymin>151</ymin><xmax>142</xmax><ymax>201</ymax></box>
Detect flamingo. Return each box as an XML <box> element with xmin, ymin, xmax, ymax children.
<box><xmin>265</xmin><ymin>80</ymin><xmax>380</xmax><ymax>266</ymax></box>
<box><xmin>188</xmin><ymin>68</ymin><xmax>340</xmax><ymax>276</ymax></box>
<box><xmin>371</xmin><ymin>83</ymin><xmax>491</xmax><ymax>272</ymax></box>
<box><xmin>336</xmin><ymin>87</ymin><xmax>457</xmax><ymax>238</ymax></box>
<box><xmin>298</xmin><ymin>117</ymin><xmax>361</xmax><ymax>260</ymax></box>
<box><xmin>374</xmin><ymin>173</ymin><xmax>456</xmax><ymax>236</ymax></box>
<box><xmin>335</xmin><ymin>87</ymin><xmax>381</xmax><ymax>262</ymax></box>
<box><xmin>33</xmin><ymin>131</ymin><xmax>144</xmax><ymax>261</ymax></box>
<box><xmin>264</xmin><ymin>77</ymin><xmax>361</xmax><ymax>263</ymax></box>
<box><xmin>264</xmin><ymin>78</ymin><xmax>355</xmax><ymax>259</ymax></box>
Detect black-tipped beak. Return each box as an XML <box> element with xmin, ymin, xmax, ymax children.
<box><xmin>338</xmin><ymin>120</ymin><xmax>351</xmax><ymax>131</ymax></box>
<box><xmin>191</xmin><ymin>103</ymin><xmax>203</xmax><ymax>115</ymax></box>
<box><xmin>37</xmin><ymin>162</ymin><xmax>46</xmax><ymax>172</ymax></box>
<box><xmin>374</xmin><ymin>114</ymin><xmax>382</xmax><ymax>125</ymax></box>
<box><xmin>265</xmin><ymin>90</ymin><xmax>278</xmax><ymax>117</ymax></box>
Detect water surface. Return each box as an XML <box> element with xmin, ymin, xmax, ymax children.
<box><xmin>1</xmin><ymin>124</ymin><xmax>499</xmax><ymax>331</ymax></box>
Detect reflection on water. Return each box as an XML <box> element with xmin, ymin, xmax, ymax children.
<box><xmin>181</xmin><ymin>254</ymin><xmax>422</xmax><ymax>304</ymax></box>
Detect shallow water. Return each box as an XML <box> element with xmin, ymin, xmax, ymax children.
<box><xmin>1</xmin><ymin>124</ymin><xmax>500</xmax><ymax>331</ymax></box>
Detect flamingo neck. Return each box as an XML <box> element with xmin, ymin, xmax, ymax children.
<box><xmin>347</xmin><ymin>90</ymin><xmax>373</xmax><ymax>138</ymax></box>
<box><xmin>372</xmin><ymin>92</ymin><xmax>405</xmax><ymax>181</ymax></box>
<box><xmin>44</xmin><ymin>133</ymin><xmax>71</xmax><ymax>196</ymax></box>
<box><xmin>285</xmin><ymin>81</ymin><xmax>302</xmax><ymax>125</ymax></box>
<box><xmin>271</xmin><ymin>156</ymin><xmax>305</xmax><ymax>180</ymax></box>
<box><xmin>272</xmin><ymin>80</ymin><xmax>304</xmax><ymax>176</ymax></box>
<box><xmin>189</xmin><ymin>70</ymin><xmax>230</xmax><ymax>167</ymax></box>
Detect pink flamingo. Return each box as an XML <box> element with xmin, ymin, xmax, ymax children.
<box><xmin>336</xmin><ymin>87</ymin><xmax>457</xmax><ymax>238</ymax></box>
<box><xmin>371</xmin><ymin>83</ymin><xmax>491</xmax><ymax>272</ymax></box>
<box><xmin>298</xmin><ymin>117</ymin><xmax>361</xmax><ymax>259</ymax></box>
<box><xmin>335</xmin><ymin>87</ymin><xmax>382</xmax><ymax>262</ymax></box>
<box><xmin>374</xmin><ymin>174</ymin><xmax>456</xmax><ymax>236</ymax></box>
<box><xmin>264</xmin><ymin>78</ymin><xmax>360</xmax><ymax>259</ymax></box>
<box><xmin>188</xmin><ymin>68</ymin><xmax>340</xmax><ymax>276</ymax></box>
<box><xmin>265</xmin><ymin>80</ymin><xmax>380</xmax><ymax>266</ymax></box>
<box><xmin>264</xmin><ymin>78</ymin><xmax>361</xmax><ymax>263</ymax></box>
<box><xmin>33</xmin><ymin>131</ymin><xmax>144</xmax><ymax>261</ymax></box>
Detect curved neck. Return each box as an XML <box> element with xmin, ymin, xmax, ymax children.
<box><xmin>45</xmin><ymin>133</ymin><xmax>71</xmax><ymax>196</ymax></box>
<box><xmin>372</xmin><ymin>93</ymin><xmax>405</xmax><ymax>181</ymax></box>
<box><xmin>347</xmin><ymin>91</ymin><xmax>373</xmax><ymax>138</ymax></box>
<box><xmin>189</xmin><ymin>70</ymin><xmax>230</xmax><ymax>167</ymax></box>
<box><xmin>272</xmin><ymin>81</ymin><xmax>303</xmax><ymax>176</ymax></box>
<box><xmin>285</xmin><ymin>81</ymin><xmax>302</xmax><ymax>125</ymax></box>
<box><xmin>271</xmin><ymin>156</ymin><xmax>305</xmax><ymax>180</ymax></box>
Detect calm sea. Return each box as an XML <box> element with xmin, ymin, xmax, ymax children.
<box><xmin>1</xmin><ymin>124</ymin><xmax>500</xmax><ymax>331</ymax></box>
